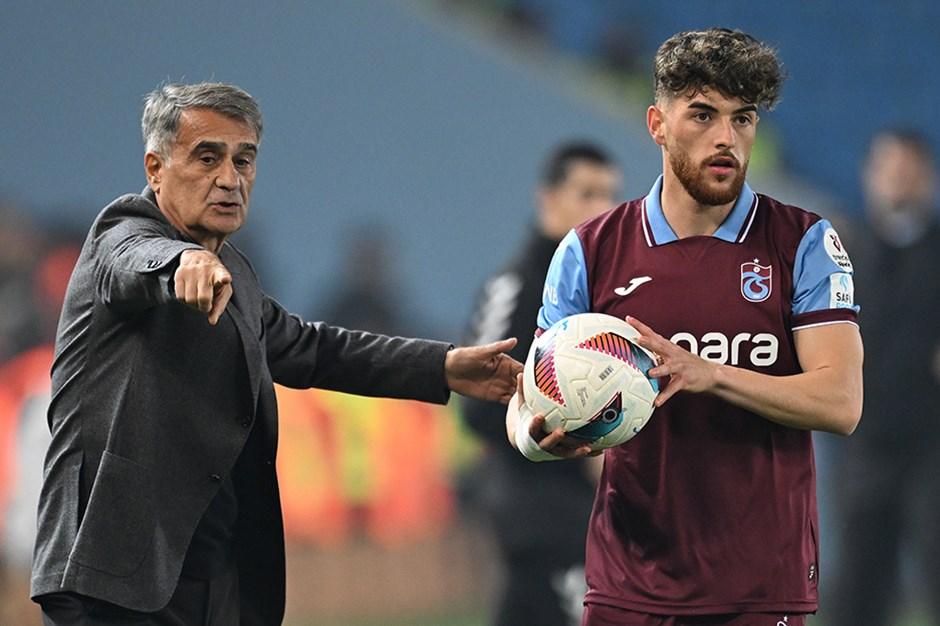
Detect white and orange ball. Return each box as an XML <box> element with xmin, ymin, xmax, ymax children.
<box><xmin>523</xmin><ymin>313</ymin><xmax>659</xmax><ymax>451</ymax></box>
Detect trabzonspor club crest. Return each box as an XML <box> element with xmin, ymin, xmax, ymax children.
<box><xmin>741</xmin><ymin>260</ymin><xmax>772</xmax><ymax>303</ymax></box>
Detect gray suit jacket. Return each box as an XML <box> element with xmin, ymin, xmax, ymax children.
<box><xmin>31</xmin><ymin>189</ymin><xmax>451</xmax><ymax>624</ymax></box>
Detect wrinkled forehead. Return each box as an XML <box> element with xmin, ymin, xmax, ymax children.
<box><xmin>174</xmin><ymin>107</ymin><xmax>259</xmax><ymax>149</ymax></box>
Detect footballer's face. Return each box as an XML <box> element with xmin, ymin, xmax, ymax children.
<box><xmin>145</xmin><ymin>107</ymin><xmax>258</xmax><ymax>252</ymax></box>
<box><xmin>649</xmin><ymin>89</ymin><xmax>757</xmax><ymax>206</ymax></box>
<box><xmin>539</xmin><ymin>161</ymin><xmax>621</xmax><ymax>239</ymax></box>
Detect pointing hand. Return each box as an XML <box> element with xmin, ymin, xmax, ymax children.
<box><xmin>175</xmin><ymin>249</ymin><xmax>233</xmax><ymax>325</ymax></box>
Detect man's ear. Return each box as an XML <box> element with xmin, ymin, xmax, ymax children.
<box><xmin>144</xmin><ymin>152</ymin><xmax>164</xmax><ymax>191</ymax></box>
<box><xmin>647</xmin><ymin>105</ymin><xmax>666</xmax><ymax>147</ymax></box>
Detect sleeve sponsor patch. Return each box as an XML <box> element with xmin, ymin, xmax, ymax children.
<box><xmin>823</xmin><ymin>227</ymin><xmax>853</xmax><ymax>272</ymax></box>
<box><xmin>792</xmin><ymin>220</ymin><xmax>860</xmax><ymax>316</ymax></box>
<box><xmin>829</xmin><ymin>273</ymin><xmax>855</xmax><ymax>309</ymax></box>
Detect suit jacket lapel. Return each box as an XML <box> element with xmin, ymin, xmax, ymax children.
<box><xmin>221</xmin><ymin>262</ymin><xmax>263</xmax><ymax>419</ymax></box>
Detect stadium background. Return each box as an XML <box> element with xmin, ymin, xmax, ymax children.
<box><xmin>1</xmin><ymin>1</ymin><xmax>937</xmax><ymax>624</ymax></box>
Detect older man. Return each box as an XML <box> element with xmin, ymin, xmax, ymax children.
<box><xmin>31</xmin><ymin>82</ymin><xmax>520</xmax><ymax>626</ymax></box>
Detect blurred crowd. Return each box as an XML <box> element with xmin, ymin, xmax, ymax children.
<box><xmin>0</xmin><ymin>208</ymin><xmax>82</xmax><ymax>624</ymax></box>
<box><xmin>0</xmin><ymin>211</ymin><xmax>81</xmax><ymax>365</ymax></box>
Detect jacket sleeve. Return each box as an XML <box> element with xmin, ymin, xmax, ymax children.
<box><xmin>92</xmin><ymin>209</ymin><xmax>202</xmax><ymax>314</ymax></box>
<box><xmin>262</xmin><ymin>295</ymin><xmax>452</xmax><ymax>404</ymax></box>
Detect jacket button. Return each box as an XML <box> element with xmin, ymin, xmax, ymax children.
<box><xmin>209</xmin><ymin>473</ymin><xmax>222</xmax><ymax>482</ymax></box>
<box><xmin>241</xmin><ymin>419</ymin><xmax>251</xmax><ymax>428</ymax></box>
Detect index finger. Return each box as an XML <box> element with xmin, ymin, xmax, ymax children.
<box><xmin>626</xmin><ymin>316</ymin><xmax>673</xmax><ymax>354</ymax></box>
<box><xmin>483</xmin><ymin>337</ymin><xmax>518</xmax><ymax>356</ymax></box>
<box><xmin>207</xmin><ymin>283</ymin><xmax>233</xmax><ymax>326</ymax></box>
<box><xmin>625</xmin><ymin>315</ymin><xmax>658</xmax><ymax>338</ymax></box>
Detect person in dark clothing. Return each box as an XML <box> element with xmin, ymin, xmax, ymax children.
<box><xmin>462</xmin><ymin>142</ymin><xmax>621</xmax><ymax>626</ymax></box>
<box><xmin>31</xmin><ymin>82</ymin><xmax>522</xmax><ymax>626</ymax></box>
<box><xmin>830</xmin><ymin>129</ymin><xmax>940</xmax><ymax>626</ymax></box>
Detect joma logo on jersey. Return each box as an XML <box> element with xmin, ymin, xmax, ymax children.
<box><xmin>670</xmin><ymin>331</ymin><xmax>779</xmax><ymax>366</ymax></box>
<box><xmin>741</xmin><ymin>260</ymin><xmax>772</xmax><ymax>303</ymax></box>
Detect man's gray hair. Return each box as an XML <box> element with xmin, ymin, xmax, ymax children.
<box><xmin>141</xmin><ymin>82</ymin><xmax>263</xmax><ymax>157</ymax></box>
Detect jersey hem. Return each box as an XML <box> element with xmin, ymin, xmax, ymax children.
<box><xmin>792</xmin><ymin>319</ymin><xmax>859</xmax><ymax>331</ymax></box>
<box><xmin>791</xmin><ymin>308</ymin><xmax>857</xmax><ymax>329</ymax></box>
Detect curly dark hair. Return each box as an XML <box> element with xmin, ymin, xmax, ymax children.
<box><xmin>653</xmin><ymin>28</ymin><xmax>785</xmax><ymax>110</ymax></box>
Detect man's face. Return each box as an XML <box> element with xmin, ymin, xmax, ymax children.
<box><xmin>864</xmin><ymin>135</ymin><xmax>936</xmax><ymax>216</ymax></box>
<box><xmin>146</xmin><ymin>107</ymin><xmax>258</xmax><ymax>250</ymax></box>
<box><xmin>540</xmin><ymin>161</ymin><xmax>621</xmax><ymax>238</ymax></box>
<box><xmin>651</xmin><ymin>89</ymin><xmax>757</xmax><ymax>206</ymax></box>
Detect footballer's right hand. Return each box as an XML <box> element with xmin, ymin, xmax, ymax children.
<box><xmin>511</xmin><ymin>374</ymin><xmax>597</xmax><ymax>462</ymax></box>
<box><xmin>174</xmin><ymin>249</ymin><xmax>233</xmax><ymax>325</ymax></box>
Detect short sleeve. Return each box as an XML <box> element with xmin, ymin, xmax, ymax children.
<box><xmin>791</xmin><ymin>219</ymin><xmax>859</xmax><ymax>330</ymax></box>
<box><xmin>536</xmin><ymin>229</ymin><xmax>591</xmax><ymax>330</ymax></box>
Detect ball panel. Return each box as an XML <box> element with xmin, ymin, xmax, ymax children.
<box><xmin>532</xmin><ymin>337</ymin><xmax>566</xmax><ymax>406</ymax></box>
<box><xmin>523</xmin><ymin>313</ymin><xmax>658</xmax><ymax>451</ymax></box>
<box><xmin>566</xmin><ymin>392</ymin><xmax>624</xmax><ymax>441</ymax></box>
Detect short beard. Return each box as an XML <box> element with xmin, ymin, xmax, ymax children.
<box><xmin>669</xmin><ymin>145</ymin><xmax>747</xmax><ymax>206</ymax></box>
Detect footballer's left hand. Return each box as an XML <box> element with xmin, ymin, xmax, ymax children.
<box><xmin>511</xmin><ymin>374</ymin><xmax>597</xmax><ymax>461</ymax></box>
<box><xmin>445</xmin><ymin>338</ymin><xmax>523</xmax><ymax>404</ymax></box>
<box><xmin>627</xmin><ymin>315</ymin><xmax>720</xmax><ymax>407</ymax></box>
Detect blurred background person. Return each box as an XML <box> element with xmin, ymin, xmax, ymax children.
<box><xmin>317</xmin><ymin>223</ymin><xmax>428</xmax><ymax>339</ymax></box>
<box><xmin>828</xmin><ymin>129</ymin><xmax>940</xmax><ymax>625</ymax></box>
<box><xmin>460</xmin><ymin>141</ymin><xmax>620</xmax><ymax>626</ymax></box>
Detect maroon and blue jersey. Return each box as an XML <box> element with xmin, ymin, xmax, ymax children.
<box><xmin>537</xmin><ymin>176</ymin><xmax>858</xmax><ymax>615</ymax></box>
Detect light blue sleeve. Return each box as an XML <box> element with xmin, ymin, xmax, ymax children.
<box><xmin>536</xmin><ymin>229</ymin><xmax>590</xmax><ymax>329</ymax></box>
<box><xmin>792</xmin><ymin>219</ymin><xmax>859</xmax><ymax>315</ymax></box>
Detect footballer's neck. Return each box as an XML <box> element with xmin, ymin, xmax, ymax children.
<box><xmin>660</xmin><ymin>174</ymin><xmax>736</xmax><ymax>239</ymax></box>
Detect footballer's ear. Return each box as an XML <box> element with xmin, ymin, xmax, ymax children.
<box><xmin>647</xmin><ymin>105</ymin><xmax>666</xmax><ymax>147</ymax></box>
<box><xmin>144</xmin><ymin>152</ymin><xmax>164</xmax><ymax>191</ymax></box>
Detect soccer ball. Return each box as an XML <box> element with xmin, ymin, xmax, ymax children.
<box><xmin>523</xmin><ymin>313</ymin><xmax>659</xmax><ymax>451</ymax></box>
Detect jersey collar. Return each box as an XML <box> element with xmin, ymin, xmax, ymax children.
<box><xmin>641</xmin><ymin>175</ymin><xmax>758</xmax><ymax>246</ymax></box>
